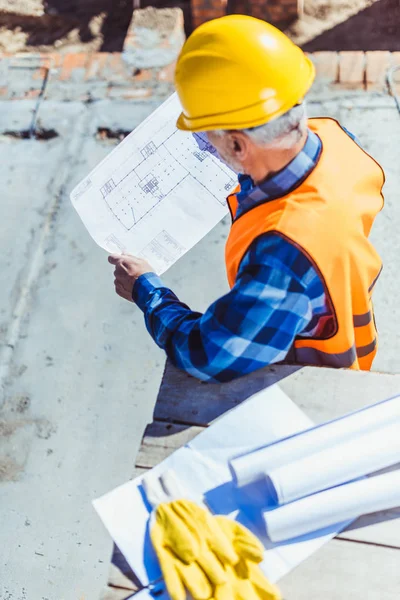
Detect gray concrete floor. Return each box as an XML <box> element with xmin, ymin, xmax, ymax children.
<box><xmin>0</xmin><ymin>89</ymin><xmax>399</xmax><ymax>599</ymax></box>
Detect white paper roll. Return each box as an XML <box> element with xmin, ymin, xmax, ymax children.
<box><xmin>268</xmin><ymin>422</ymin><xmax>400</xmax><ymax>505</ymax></box>
<box><xmin>264</xmin><ymin>469</ymin><xmax>400</xmax><ymax>542</ymax></box>
<box><xmin>230</xmin><ymin>395</ymin><xmax>400</xmax><ymax>488</ymax></box>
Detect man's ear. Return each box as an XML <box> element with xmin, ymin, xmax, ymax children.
<box><xmin>229</xmin><ymin>131</ymin><xmax>251</xmax><ymax>160</ymax></box>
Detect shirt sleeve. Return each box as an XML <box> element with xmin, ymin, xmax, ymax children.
<box><xmin>342</xmin><ymin>126</ymin><xmax>362</xmax><ymax>147</ymax></box>
<box><xmin>133</xmin><ymin>234</ymin><xmax>322</xmax><ymax>383</ymax></box>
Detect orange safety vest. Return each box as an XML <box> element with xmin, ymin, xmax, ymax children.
<box><xmin>225</xmin><ymin>118</ymin><xmax>384</xmax><ymax>370</ymax></box>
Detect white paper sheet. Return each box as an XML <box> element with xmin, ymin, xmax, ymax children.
<box><xmin>268</xmin><ymin>421</ymin><xmax>400</xmax><ymax>505</ymax></box>
<box><xmin>70</xmin><ymin>93</ymin><xmax>236</xmax><ymax>274</ymax></box>
<box><xmin>264</xmin><ymin>468</ymin><xmax>400</xmax><ymax>542</ymax></box>
<box><xmin>93</xmin><ymin>385</ymin><xmax>350</xmax><ymax>590</ymax></box>
<box><xmin>230</xmin><ymin>394</ymin><xmax>400</xmax><ymax>488</ymax></box>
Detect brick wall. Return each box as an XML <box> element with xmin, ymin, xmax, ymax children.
<box><xmin>1</xmin><ymin>51</ymin><xmax>398</xmax><ymax>103</ymax></box>
<box><xmin>191</xmin><ymin>0</ymin><xmax>225</xmax><ymax>30</ymax></box>
<box><xmin>191</xmin><ymin>0</ymin><xmax>301</xmax><ymax>30</ymax></box>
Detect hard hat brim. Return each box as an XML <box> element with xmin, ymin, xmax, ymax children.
<box><xmin>176</xmin><ymin>56</ymin><xmax>316</xmax><ymax>133</ymax></box>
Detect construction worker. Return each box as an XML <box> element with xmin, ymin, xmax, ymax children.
<box><xmin>109</xmin><ymin>15</ymin><xmax>384</xmax><ymax>383</ymax></box>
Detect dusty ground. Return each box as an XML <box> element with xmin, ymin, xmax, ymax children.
<box><xmin>1</xmin><ymin>0</ymin><xmax>400</xmax><ymax>53</ymax></box>
<box><xmin>289</xmin><ymin>0</ymin><xmax>400</xmax><ymax>50</ymax></box>
<box><xmin>0</xmin><ymin>0</ymin><xmax>190</xmax><ymax>53</ymax></box>
<box><xmin>1</xmin><ymin>72</ymin><xmax>400</xmax><ymax>599</ymax></box>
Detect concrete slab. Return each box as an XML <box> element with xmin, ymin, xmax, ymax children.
<box><xmin>0</xmin><ymin>102</ymin><xmax>164</xmax><ymax>600</ymax></box>
<box><xmin>1</xmin><ymin>82</ymin><xmax>400</xmax><ymax>599</ymax></box>
<box><xmin>307</xmin><ymin>96</ymin><xmax>400</xmax><ymax>373</ymax></box>
<box><xmin>0</xmin><ymin>99</ymin><xmax>36</xmax><ymax>131</ymax></box>
<box><xmin>337</xmin><ymin>103</ymin><xmax>400</xmax><ymax>373</ymax></box>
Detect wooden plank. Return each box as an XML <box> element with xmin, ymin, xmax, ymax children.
<box><xmin>132</xmin><ymin>465</ymin><xmax>150</xmax><ymax>479</ymax></box>
<box><xmin>280</xmin><ymin>538</ymin><xmax>400</xmax><ymax>600</ymax></box>
<box><xmin>106</xmin><ymin>540</ymin><xmax>400</xmax><ymax>600</ymax></box>
<box><xmin>106</xmin><ymin>363</ymin><xmax>400</xmax><ymax>593</ymax></box>
<box><xmin>154</xmin><ymin>363</ymin><xmax>301</xmax><ymax>425</ymax></box>
<box><xmin>340</xmin><ymin>505</ymin><xmax>400</xmax><ymax>548</ymax></box>
<box><xmin>100</xmin><ymin>586</ymin><xmax>135</xmax><ymax>600</ymax></box>
<box><xmin>107</xmin><ymin>562</ymin><xmax>138</xmax><ymax>591</ymax></box>
<box><xmin>136</xmin><ymin>421</ymin><xmax>204</xmax><ymax>468</ymax></box>
<box><xmin>337</xmin><ymin>463</ymin><xmax>400</xmax><ymax>548</ymax></box>
<box><xmin>109</xmin><ymin>545</ymin><xmax>142</xmax><ymax>590</ymax></box>
<box><xmin>279</xmin><ymin>368</ymin><xmax>400</xmax><ymax>423</ymax></box>
<box><xmin>156</xmin><ymin>362</ymin><xmax>400</xmax><ymax>427</ymax></box>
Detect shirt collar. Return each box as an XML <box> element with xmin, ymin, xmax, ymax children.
<box><xmin>235</xmin><ymin>129</ymin><xmax>322</xmax><ymax>218</ymax></box>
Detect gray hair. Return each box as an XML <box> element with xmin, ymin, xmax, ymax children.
<box><xmin>213</xmin><ymin>104</ymin><xmax>307</xmax><ymax>149</ymax></box>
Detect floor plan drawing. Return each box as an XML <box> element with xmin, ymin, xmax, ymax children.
<box><xmin>71</xmin><ymin>93</ymin><xmax>237</xmax><ymax>274</ymax></box>
<box><xmin>99</xmin><ymin>128</ymin><xmax>234</xmax><ymax>231</ymax></box>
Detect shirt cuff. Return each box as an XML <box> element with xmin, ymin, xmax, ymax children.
<box><xmin>132</xmin><ymin>272</ymin><xmax>164</xmax><ymax>310</ymax></box>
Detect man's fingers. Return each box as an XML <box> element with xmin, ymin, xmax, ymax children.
<box><xmin>115</xmin><ymin>284</ymin><xmax>132</xmax><ymax>301</ymax></box>
<box><xmin>115</xmin><ymin>278</ymin><xmax>130</xmax><ymax>294</ymax></box>
<box><xmin>114</xmin><ymin>265</ymin><xmax>126</xmax><ymax>277</ymax></box>
<box><xmin>108</xmin><ymin>254</ymin><xmax>123</xmax><ymax>265</ymax></box>
<box><xmin>118</xmin><ymin>260</ymin><xmax>132</xmax><ymax>275</ymax></box>
<box><xmin>120</xmin><ymin>256</ymin><xmax>142</xmax><ymax>272</ymax></box>
<box><xmin>110</xmin><ymin>254</ymin><xmax>140</xmax><ymax>273</ymax></box>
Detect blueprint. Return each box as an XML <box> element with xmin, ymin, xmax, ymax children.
<box><xmin>70</xmin><ymin>93</ymin><xmax>237</xmax><ymax>274</ymax></box>
<box><xmin>93</xmin><ymin>386</ymin><xmax>349</xmax><ymax>590</ymax></box>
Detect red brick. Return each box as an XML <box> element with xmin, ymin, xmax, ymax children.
<box><xmin>267</xmin><ymin>8</ymin><xmax>287</xmax><ymax>21</ymax></box>
<box><xmin>102</xmin><ymin>53</ymin><xmax>132</xmax><ymax>83</ymax></box>
<box><xmin>191</xmin><ymin>0</ymin><xmax>225</xmax><ymax>28</ymax></box>
<box><xmin>157</xmin><ymin>62</ymin><xmax>176</xmax><ymax>83</ymax></box>
<box><xmin>31</xmin><ymin>54</ymin><xmax>53</xmax><ymax>80</ymax></box>
<box><xmin>233</xmin><ymin>2</ymin><xmax>248</xmax><ymax>11</ymax></box>
<box><xmin>24</xmin><ymin>89</ymin><xmax>41</xmax><ymax>99</ymax></box>
<box><xmin>32</xmin><ymin>66</ymin><xmax>48</xmax><ymax>81</ymax></box>
<box><xmin>265</xmin><ymin>6</ymin><xmax>286</xmax><ymax>21</ymax></box>
<box><xmin>338</xmin><ymin>52</ymin><xmax>366</xmax><ymax>88</ymax></box>
<box><xmin>132</xmin><ymin>68</ymin><xmax>153</xmax><ymax>83</ymax></box>
<box><xmin>311</xmin><ymin>51</ymin><xmax>339</xmax><ymax>83</ymax></box>
<box><xmin>59</xmin><ymin>53</ymin><xmax>89</xmax><ymax>81</ymax></box>
<box><xmin>44</xmin><ymin>53</ymin><xmax>63</xmax><ymax>72</ymax></box>
<box><xmin>365</xmin><ymin>51</ymin><xmax>391</xmax><ymax>92</ymax></box>
<box><xmin>193</xmin><ymin>8</ymin><xmax>223</xmax><ymax>17</ymax></box>
<box><xmin>85</xmin><ymin>52</ymin><xmax>109</xmax><ymax>81</ymax></box>
<box><xmin>107</xmin><ymin>87</ymin><xmax>153</xmax><ymax>100</ymax></box>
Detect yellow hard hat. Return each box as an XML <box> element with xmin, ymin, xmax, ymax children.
<box><xmin>175</xmin><ymin>15</ymin><xmax>315</xmax><ymax>132</ymax></box>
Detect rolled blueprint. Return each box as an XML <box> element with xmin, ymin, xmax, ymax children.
<box><xmin>264</xmin><ymin>469</ymin><xmax>400</xmax><ymax>542</ymax></box>
<box><xmin>230</xmin><ymin>394</ymin><xmax>400</xmax><ymax>488</ymax></box>
<box><xmin>267</xmin><ymin>422</ymin><xmax>400</xmax><ymax>505</ymax></box>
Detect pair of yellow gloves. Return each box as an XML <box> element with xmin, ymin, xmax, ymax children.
<box><xmin>143</xmin><ymin>470</ymin><xmax>281</xmax><ymax>600</ymax></box>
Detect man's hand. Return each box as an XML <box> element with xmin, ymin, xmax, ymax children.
<box><xmin>108</xmin><ymin>254</ymin><xmax>154</xmax><ymax>302</ymax></box>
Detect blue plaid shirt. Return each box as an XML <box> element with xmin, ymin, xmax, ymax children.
<box><xmin>133</xmin><ymin>128</ymin><xmax>358</xmax><ymax>382</ymax></box>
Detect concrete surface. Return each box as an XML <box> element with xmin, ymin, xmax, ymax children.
<box><xmin>1</xmin><ymin>55</ymin><xmax>400</xmax><ymax>600</ymax></box>
<box><xmin>122</xmin><ymin>7</ymin><xmax>185</xmax><ymax>69</ymax></box>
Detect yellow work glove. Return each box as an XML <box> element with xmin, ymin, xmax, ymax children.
<box><xmin>142</xmin><ymin>469</ymin><xmax>281</xmax><ymax>600</ymax></box>
<box><xmin>150</xmin><ymin>499</ymin><xmax>239</xmax><ymax>600</ymax></box>
<box><xmin>212</xmin><ymin>516</ymin><xmax>282</xmax><ymax>600</ymax></box>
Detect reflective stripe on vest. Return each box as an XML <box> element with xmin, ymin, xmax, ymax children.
<box><xmin>225</xmin><ymin>118</ymin><xmax>384</xmax><ymax>371</ymax></box>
